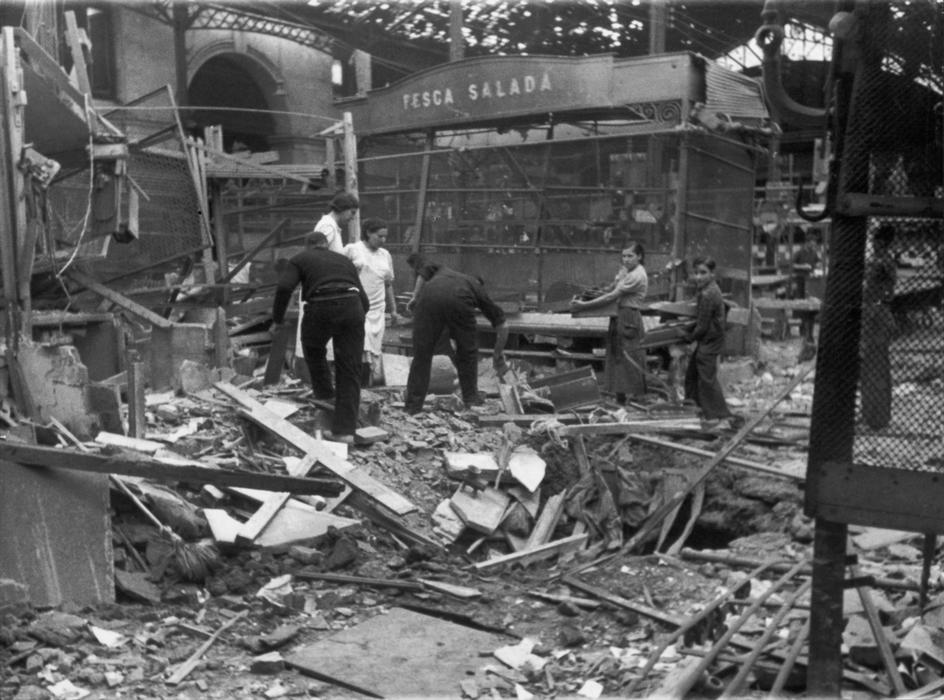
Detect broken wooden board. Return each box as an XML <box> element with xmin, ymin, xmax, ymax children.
<box><xmin>450</xmin><ymin>485</ymin><xmax>511</xmax><ymax>535</ymax></box>
<box><xmin>557</xmin><ymin>420</ymin><xmax>702</xmax><ymax>437</ymax></box>
<box><xmin>418</xmin><ymin>579</ymin><xmax>482</xmax><ymax>599</ymax></box>
<box><xmin>432</xmin><ymin>499</ymin><xmax>466</xmax><ymax>543</ymax></box>
<box><xmin>0</xmin><ymin>442</ymin><xmax>343</xmax><ymax>497</ymax></box>
<box><xmin>285</xmin><ymin>607</ymin><xmax>508</xmax><ymax>697</ymax></box>
<box><xmin>498</xmin><ymin>383</ymin><xmax>523</xmax><ymax>415</ymax></box>
<box><xmin>67</xmin><ymin>269</ymin><xmax>174</xmax><ymax>329</ymax></box>
<box><xmin>94</xmin><ymin>431</ymin><xmax>164</xmax><ymax>454</ymax></box>
<box><xmin>475</xmin><ymin>413</ymin><xmax>586</xmax><ymax>427</ymax></box>
<box><xmin>562</xmin><ymin>575</ymin><xmax>685</xmax><ymax>627</ymax></box>
<box><xmin>473</xmin><ymin>533</ymin><xmax>588</xmax><ymax>571</ymax></box>
<box><xmin>237</xmin><ymin>452</ymin><xmax>319</xmax><ymax>545</ymax></box>
<box><xmin>529</xmin><ymin>366</ymin><xmax>601</xmax><ymax>410</ymax></box>
<box><xmin>444</xmin><ymin>452</ymin><xmax>501</xmax><ymax>480</ymax></box>
<box><xmin>525</xmin><ymin>493</ymin><xmax>565</xmax><ymax>549</ymax></box>
<box><xmin>202</xmin><ymin>504</ymin><xmax>358</xmax><ymax>548</ymax></box>
<box><xmin>214</xmin><ymin>382</ymin><xmax>415</xmax><ymax>514</ymax></box>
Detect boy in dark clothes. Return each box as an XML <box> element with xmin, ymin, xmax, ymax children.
<box><xmin>684</xmin><ymin>256</ymin><xmax>738</xmax><ymax>429</ymax></box>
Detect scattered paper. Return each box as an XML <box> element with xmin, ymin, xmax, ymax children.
<box><xmin>508</xmin><ymin>447</ymin><xmax>546</xmax><ymax>493</ymax></box>
<box><xmin>494</xmin><ymin>638</ymin><xmax>546</xmax><ymax>672</ymax></box>
<box><xmin>257</xmin><ymin>574</ymin><xmax>294</xmax><ymax>607</ymax></box>
<box><xmin>577</xmin><ymin>679</ymin><xmax>603</xmax><ymax>698</ymax></box>
<box><xmin>514</xmin><ymin>684</ymin><xmax>534</xmax><ymax>700</ymax></box>
<box><xmin>88</xmin><ymin>625</ymin><xmax>127</xmax><ymax>648</ymax></box>
<box><xmin>47</xmin><ymin>680</ymin><xmax>89</xmax><ymax>700</ymax></box>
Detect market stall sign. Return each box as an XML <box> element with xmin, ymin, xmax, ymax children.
<box><xmin>345</xmin><ymin>55</ymin><xmax>615</xmax><ymax>135</ymax></box>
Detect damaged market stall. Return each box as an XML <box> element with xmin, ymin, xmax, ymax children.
<box><xmin>343</xmin><ymin>52</ymin><xmax>773</xmax><ymax>309</ymax></box>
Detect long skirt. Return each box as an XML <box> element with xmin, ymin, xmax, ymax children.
<box><xmin>604</xmin><ymin>307</ymin><xmax>646</xmax><ymax>399</ymax></box>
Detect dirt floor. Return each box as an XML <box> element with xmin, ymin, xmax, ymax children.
<box><xmin>1</xmin><ymin>337</ymin><xmax>937</xmax><ymax>699</ymax></box>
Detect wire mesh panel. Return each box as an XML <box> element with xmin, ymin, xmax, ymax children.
<box><xmin>849</xmin><ymin>1</ymin><xmax>943</xmax><ymax>471</ymax></box>
<box><xmin>855</xmin><ymin>218</ymin><xmax>944</xmax><ymax>469</ymax></box>
<box><xmin>808</xmin><ymin>1</ymin><xmax>943</xmax><ymax>531</ymax></box>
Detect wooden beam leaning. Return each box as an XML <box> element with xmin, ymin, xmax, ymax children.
<box><xmin>67</xmin><ymin>269</ymin><xmax>173</xmax><ymax>328</ymax></box>
<box><xmin>214</xmin><ymin>381</ymin><xmax>416</xmax><ymax>515</ymax></box>
<box><xmin>219</xmin><ymin>218</ymin><xmax>289</xmax><ymax>285</ymax></box>
<box><xmin>0</xmin><ymin>442</ymin><xmax>343</xmax><ymax>496</ymax></box>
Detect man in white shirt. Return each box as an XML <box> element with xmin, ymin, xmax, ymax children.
<box><xmin>345</xmin><ymin>218</ymin><xmax>398</xmax><ymax>385</ymax></box>
<box><xmin>313</xmin><ymin>191</ymin><xmax>359</xmax><ymax>252</ymax></box>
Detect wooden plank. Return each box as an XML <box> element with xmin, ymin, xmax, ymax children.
<box><xmin>852</xmin><ymin>564</ymin><xmax>907</xmax><ymax>696</ymax></box>
<box><xmin>94</xmin><ymin>431</ymin><xmax>164</xmax><ymax>454</ymax></box>
<box><xmin>126</xmin><ymin>361</ymin><xmax>146</xmax><ymax>438</ymax></box>
<box><xmin>63</xmin><ymin>11</ymin><xmax>91</xmax><ymax>95</ymax></box>
<box><xmin>236</xmin><ymin>452</ymin><xmax>319</xmax><ymax>545</ymax></box>
<box><xmin>220</xmin><ymin>218</ymin><xmax>289</xmax><ymax>284</ymax></box>
<box><xmin>236</xmin><ymin>492</ymin><xmax>291</xmax><ymax>545</ymax></box>
<box><xmin>417</xmin><ymin>579</ymin><xmax>481</xmax><ymax>599</ymax></box>
<box><xmin>67</xmin><ymin>269</ymin><xmax>173</xmax><ymax>328</ymax></box>
<box><xmin>475</xmin><ymin>413</ymin><xmax>586</xmax><ymax>427</ymax></box>
<box><xmin>472</xmin><ymin>533</ymin><xmax>588</xmax><ymax>571</ymax></box>
<box><xmin>256</xmin><ymin>503</ymin><xmax>358</xmax><ymax>548</ymax></box>
<box><xmin>0</xmin><ymin>442</ymin><xmax>343</xmax><ymax>496</ymax></box>
<box><xmin>449</xmin><ymin>485</ymin><xmax>511</xmax><ymax>535</ymax></box>
<box><xmin>525</xmin><ymin>493</ymin><xmax>565</xmax><ymax>549</ymax></box>
<box><xmin>263</xmin><ymin>321</ymin><xmax>293</xmax><ymax>386</ymax></box>
<box><xmin>625</xmin><ymin>433</ymin><xmax>803</xmax><ymax>481</ymax></box>
<box><xmin>558</xmin><ymin>420</ymin><xmax>701</xmax><ymax>437</ymax></box>
<box><xmin>294</xmin><ymin>571</ymin><xmax>423</xmax><ymax>591</ymax></box>
<box><xmin>165</xmin><ymin>611</ymin><xmax>247</xmax><ymax>685</ymax></box>
<box><xmin>498</xmin><ymin>383</ymin><xmax>522</xmax><ymax>415</ymax></box>
<box><xmin>562</xmin><ymin>575</ymin><xmax>684</xmax><ymax>627</ymax></box>
<box><xmin>214</xmin><ymin>382</ymin><xmax>415</xmax><ymax>515</ymax></box>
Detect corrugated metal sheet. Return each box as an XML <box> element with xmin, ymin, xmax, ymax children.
<box><xmin>704</xmin><ymin>61</ymin><xmax>770</xmax><ymax>122</ymax></box>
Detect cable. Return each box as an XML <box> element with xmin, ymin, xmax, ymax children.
<box><xmin>56</xmin><ymin>94</ymin><xmax>95</xmax><ymax>278</ymax></box>
<box><xmin>104</xmin><ymin>103</ymin><xmax>341</xmax><ymax>124</ymax></box>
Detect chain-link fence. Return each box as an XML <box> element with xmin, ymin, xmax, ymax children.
<box><xmin>811</xmin><ymin>1</ymin><xmax>943</xmax><ymax>479</ymax></box>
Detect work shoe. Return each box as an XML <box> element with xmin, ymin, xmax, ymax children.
<box><xmin>727</xmin><ymin>414</ymin><xmax>746</xmax><ymax>430</ymax></box>
<box><xmin>325</xmin><ymin>432</ymin><xmax>355</xmax><ymax>445</ymax></box>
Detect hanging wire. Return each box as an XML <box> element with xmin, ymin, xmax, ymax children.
<box><xmin>55</xmin><ymin>94</ymin><xmax>95</xmax><ymax>278</ymax></box>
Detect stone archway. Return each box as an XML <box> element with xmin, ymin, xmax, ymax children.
<box><xmin>187</xmin><ymin>45</ymin><xmax>289</xmax><ymax>154</ymax></box>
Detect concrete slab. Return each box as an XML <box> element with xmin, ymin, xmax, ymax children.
<box><xmin>0</xmin><ymin>460</ymin><xmax>113</xmax><ymax>607</ymax></box>
<box><xmin>147</xmin><ymin>324</ymin><xmax>214</xmax><ymax>391</ymax></box>
<box><xmin>286</xmin><ymin>607</ymin><xmax>508</xmax><ymax>697</ymax></box>
<box><xmin>18</xmin><ymin>340</ymin><xmax>98</xmax><ymax>439</ymax></box>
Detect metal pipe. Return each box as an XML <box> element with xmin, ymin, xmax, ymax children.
<box><xmin>626</xmin><ymin>557</ymin><xmax>793</xmax><ymax>696</ymax></box>
<box><xmin>721</xmin><ymin>579</ymin><xmax>812</xmax><ymax>697</ymax></box>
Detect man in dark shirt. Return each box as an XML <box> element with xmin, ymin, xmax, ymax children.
<box><xmin>271</xmin><ymin>232</ymin><xmax>369</xmax><ymax>442</ymax></box>
<box><xmin>405</xmin><ymin>268</ymin><xmax>509</xmax><ymax>414</ymax></box>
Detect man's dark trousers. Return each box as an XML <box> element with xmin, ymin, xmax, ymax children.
<box><xmin>301</xmin><ymin>295</ymin><xmax>365</xmax><ymax>435</ymax></box>
<box><xmin>405</xmin><ymin>294</ymin><xmax>478</xmax><ymax>412</ymax></box>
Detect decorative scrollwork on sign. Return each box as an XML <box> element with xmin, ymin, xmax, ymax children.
<box><xmin>624</xmin><ymin>100</ymin><xmax>683</xmax><ymax>126</ymax></box>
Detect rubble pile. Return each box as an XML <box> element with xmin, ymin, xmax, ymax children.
<box><xmin>2</xmin><ymin>343</ymin><xmax>941</xmax><ymax>699</ymax></box>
